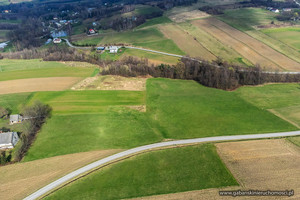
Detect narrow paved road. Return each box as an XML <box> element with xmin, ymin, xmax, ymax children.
<box><xmin>63</xmin><ymin>39</ymin><xmax>300</xmax><ymax>74</ymax></box>
<box><xmin>24</xmin><ymin>130</ymin><xmax>300</xmax><ymax>200</ymax></box>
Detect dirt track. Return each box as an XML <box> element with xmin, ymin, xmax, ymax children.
<box><xmin>0</xmin><ymin>77</ymin><xmax>82</xmax><ymax>95</ymax></box>
<box><xmin>192</xmin><ymin>18</ymin><xmax>300</xmax><ymax>71</ymax></box>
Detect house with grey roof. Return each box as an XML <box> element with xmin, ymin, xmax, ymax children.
<box><xmin>10</xmin><ymin>114</ymin><xmax>23</xmax><ymax>125</ymax></box>
<box><xmin>0</xmin><ymin>132</ymin><xmax>19</xmax><ymax>149</ymax></box>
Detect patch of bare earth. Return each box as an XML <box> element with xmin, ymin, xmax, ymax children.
<box><xmin>72</xmin><ymin>75</ymin><xmax>147</xmax><ymax>91</ymax></box>
<box><xmin>0</xmin><ymin>149</ymin><xmax>122</xmax><ymax>200</ymax></box>
<box><xmin>168</xmin><ymin>10</ymin><xmax>210</xmax><ymax>23</ymax></box>
<box><xmin>58</xmin><ymin>61</ymin><xmax>97</xmax><ymax>68</ymax></box>
<box><xmin>159</xmin><ymin>24</ymin><xmax>216</xmax><ymax>60</ymax></box>
<box><xmin>131</xmin><ymin>139</ymin><xmax>300</xmax><ymax>200</ymax></box>
<box><xmin>0</xmin><ymin>77</ymin><xmax>82</xmax><ymax>95</ymax></box>
<box><xmin>192</xmin><ymin>18</ymin><xmax>300</xmax><ymax>71</ymax></box>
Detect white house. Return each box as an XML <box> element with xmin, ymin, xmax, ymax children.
<box><xmin>53</xmin><ymin>38</ymin><xmax>62</xmax><ymax>44</ymax></box>
<box><xmin>0</xmin><ymin>132</ymin><xmax>19</xmax><ymax>149</ymax></box>
<box><xmin>108</xmin><ymin>46</ymin><xmax>119</xmax><ymax>53</ymax></box>
<box><xmin>10</xmin><ymin>114</ymin><xmax>23</xmax><ymax>125</ymax></box>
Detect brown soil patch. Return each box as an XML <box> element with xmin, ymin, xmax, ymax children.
<box><xmin>216</xmin><ymin>139</ymin><xmax>300</xmax><ymax>199</ymax></box>
<box><xmin>192</xmin><ymin>18</ymin><xmax>300</xmax><ymax>71</ymax></box>
<box><xmin>0</xmin><ymin>77</ymin><xmax>82</xmax><ymax>95</ymax></box>
<box><xmin>168</xmin><ymin>10</ymin><xmax>210</xmax><ymax>23</ymax></box>
<box><xmin>159</xmin><ymin>24</ymin><xmax>216</xmax><ymax>60</ymax></box>
<box><xmin>58</xmin><ymin>61</ymin><xmax>97</xmax><ymax>68</ymax></box>
<box><xmin>0</xmin><ymin>149</ymin><xmax>122</xmax><ymax>200</ymax></box>
<box><xmin>72</xmin><ymin>75</ymin><xmax>147</xmax><ymax>91</ymax></box>
<box><xmin>127</xmin><ymin>105</ymin><xmax>146</xmax><ymax>112</ymax></box>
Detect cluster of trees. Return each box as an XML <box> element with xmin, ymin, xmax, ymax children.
<box><xmin>101</xmin><ymin>56</ymin><xmax>300</xmax><ymax>90</ymax></box>
<box><xmin>200</xmin><ymin>0</ymin><xmax>299</xmax><ymax>15</ymax></box>
<box><xmin>8</xmin><ymin>18</ymin><xmax>46</xmax><ymax>51</ymax></box>
<box><xmin>276</xmin><ymin>9</ymin><xmax>300</xmax><ymax>21</ymax></box>
<box><xmin>15</xmin><ymin>101</ymin><xmax>51</xmax><ymax>162</ymax></box>
<box><xmin>0</xmin><ymin>151</ymin><xmax>12</xmax><ymax>165</ymax></box>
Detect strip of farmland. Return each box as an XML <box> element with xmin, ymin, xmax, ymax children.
<box><xmin>0</xmin><ymin>77</ymin><xmax>82</xmax><ymax>95</ymax></box>
<box><xmin>159</xmin><ymin>24</ymin><xmax>216</xmax><ymax>61</ymax></box>
<box><xmin>192</xmin><ymin>18</ymin><xmax>300</xmax><ymax>71</ymax></box>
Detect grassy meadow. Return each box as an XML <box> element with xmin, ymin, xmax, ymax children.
<box><xmin>147</xmin><ymin>79</ymin><xmax>297</xmax><ymax>139</ymax></box>
<box><xmin>45</xmin><ymin>144</ymin><xmax>238</xmax><ymax>200</ymax></box>
<box><xmin>235</xmin><ymin>83</ymin><xmax>300</xmax><ymax>146</ymax></box>
<box><xmin>0</xmin><ymin>79</ymin><xmax>295</xmax><ymax>162</ymax></box>
<box><xmin>218</xmin><ymin>8</ymin><xmax>279</xmax><ymax>31</ymax></box>
<box><xmin>73</xmin><ymin>28</ymin><xmax>185</xmax><ymax>55</ymax></box>
<box><xmin>262</xmin><ymin>27</ymin><xmax>300</xmax><ymax>51</ymax></box>
<box><xmin>23</xmin><ymin>90</ymin><xmax>163</xmax><ymax>161</ymax></box>
<box><xmin>0</xmin><ymin>59</ymin><xmax>96</xmax><ymax>81</ymax></box>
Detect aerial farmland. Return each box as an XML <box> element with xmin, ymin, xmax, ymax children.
<box><xmin>0</xmin><ymin>0</ymin><xmax>300</xmax><ymax>200</ymax></box>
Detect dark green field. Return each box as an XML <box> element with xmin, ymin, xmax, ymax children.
<box><xmin>45</xmin><ymin>144</ymin><xmax>238</xmax><ymax>200</ymax></box>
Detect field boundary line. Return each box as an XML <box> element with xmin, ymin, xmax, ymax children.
<box><xmin>24</xmin><ymin>130</ymin><xmax>300</xmax><ymax>200</ymax></box>
<box><xmin>244</xmin><ymin>29</ymin><xmax>300</xmax><ymax>65</ymax></box>
<box><xmin>209</xmin><ymin>23</ymin><xmax>283</xmax><ymax>71</ymax></box>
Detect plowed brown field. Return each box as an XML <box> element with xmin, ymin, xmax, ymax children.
<box><xmin>0</xmin><ymin>77</ymin><xmax>82</xmax><ymax>95</ymax></box>
<box><xmin>0</xmin><ymin>149</ymin><xmax>122</xmax><ymax>200</ymax></box>
<box><xmin>192</xmin><ymin>18</ymin><xmax>300</xmax><ymax>71</ymax></box>
<box><xmin>159</xmin><ymin>24</ymin><xmax>216</xmax><ymax>60</ymax></box>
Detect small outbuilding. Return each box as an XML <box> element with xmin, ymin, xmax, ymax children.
<box><xmin>0</xmin><ymin>132</ymin><xmax>19</xmax><ymax>149</ymax></box>
<box><xmin>108</xmin><ymin>46</ymin><xmax>119</xmax><ymax>53</ymax></box>
<box><xmin>10</xmin><ymin>114</ymin><xmax>23</xmax><ymax>125</ymax></box>
<box><xmin>53</xmin><ymin>38</ymin><xmax>62</xmax><ymax>44</ymax></box>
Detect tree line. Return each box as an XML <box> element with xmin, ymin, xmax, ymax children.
<box><xmin>2</xmin><ymin>46</ymin><xmax>300</xmax><ymax>90</ymax></box>
<box><xmin>101</xmin><ymin>56</ymin><xmax>300</xmax><ymax>90</ymax></box>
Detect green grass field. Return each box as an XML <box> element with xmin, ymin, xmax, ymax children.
<box><xmin>74</xmin><ymin>28</ymin><xmax>185</xmax><ymax>55</ymax></box>
<box><xmin>1</xmin><ymin>79</ymin><xmax>297</xmax><ymax>162</ymax></box>
<box><xmin>262</xmin><ymin>27</ymin><xmax>300</xmax><ymax>51</ymax></box>
<box><xmin>235</xmin><ymin>83</ymin><xmax>300</xmax><ymax>147</ymax></box>
<box><xmin>147</xmin><ymin>79</ymin><xmax>297</xmax><ymax>139</ymax></box>
<box><xmin>0</xmin><ymin>93</ymin><xmax>32</xmax><ymax>113</ymax></box>
<box><xmin>124</xmin><ymin>48</ymin><xmax>180</xmax><ymax>64</ymax></box>
<box><xmin>45</xmin><ymin>144</ymin><xmax>238</xmax><ymax>200</ymax></box>
<box><xmin>137</xmin><ymin>16</ymin><xmax>172</xmax><ymax>29</ymax></box>
<box><xmin>28</xmin><ymin>90</ymin><xmax>146</xmax><ymax>115</ymax></box>
<box><xmin>218</xmin><ymin>8</ymin><xmax>278</xmax><ymax>31</ymax></box>
<box><xmin>23</xmin><ymin>90</ymin><xmax>163</xmax><ymax>161</ymax></box>
<box><xmin>0</xmin><ymin>59</ymin><xmax>96</xmax><ymax>81</ymax></box>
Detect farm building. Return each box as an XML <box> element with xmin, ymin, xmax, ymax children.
<box><xmin>53</xmin><ymin>38</ymin><xmax>62</xmax><ymax>44</ymax></box>
<box><xmin>10</xmin><ymin>114</ymin><xmax>23</xmax><ymax>125</ymax></box>
<box><xmin>108</xmin><ymin>46</ymin><xmax>119</xmax><ymax>53</ymax></box>
<box><xmin>88</xmin><ymin>29</ymin><xmax>96</xmax><ymax>34</ymax></box>
<box><xmin>0</xmin><ymin>132</ymin><xmax>19</xmax><ymax>149</ymax></box>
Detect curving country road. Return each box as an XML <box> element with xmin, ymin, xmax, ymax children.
<box><xmin>24</xmin><ymin>130</ymin><xmax>300</xmax><ymax>200</ymax></box>
<box><xmin>63</xmin><ymin>39</ymin><xmax>300</xmax><ymax>74</ymax></box>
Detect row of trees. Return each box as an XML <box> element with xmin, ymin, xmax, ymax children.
<box><xmin>3</xmin><ymin>46</ymin><xmax>300</xmax><ymax>90</ymax></box>
<box><xmin>14</xmin><ymin>101</ymin><xmax>52</xmax><ymax>162</ymax></box>
<box><xmin>101</xmin><ymin>56</ymin><xmax>300</xmax><ymax>90</ymax></box>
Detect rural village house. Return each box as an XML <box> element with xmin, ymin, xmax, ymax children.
<box><xmin>0</xmin><ymin>132</ymin><xmax>19</xmax><ymax>149</ymax></box>
<box><xmin>53</xmin><ymin>38</ymin><xmax>62</xmax><ymax>44</ymax></box>
<box><xmin>10</xmin><ymin>114</ymin><xmax>23</xmax><ymax>125</ymax></box>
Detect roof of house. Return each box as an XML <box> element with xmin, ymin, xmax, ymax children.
<box><xmin>0</xmin><ymin>132</ymin><xmax>18</xmax><ymax>145</ymax></box>
<box><xmin>10</xmin><ymin>114</ymin><xmax>21</xmax><ymax>122</ymax></box>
